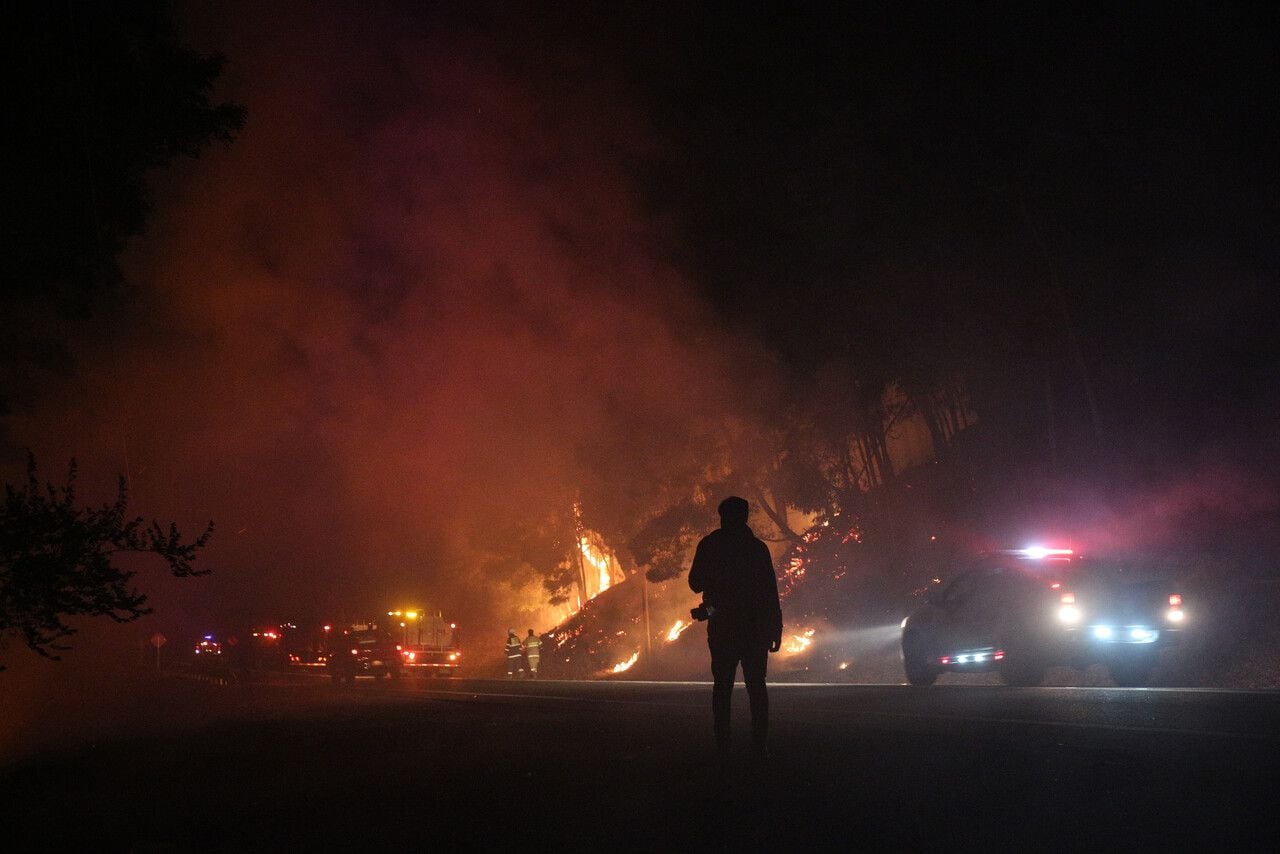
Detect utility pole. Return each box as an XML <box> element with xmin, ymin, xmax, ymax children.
<box><xmin>1017</xmin><ymin>190</ymin><xmax>1104</xmax><ymax>441</ymax></box>
<box><xmin>641</xmin><ymin>572</ymin><xmax>652</xmax><ymax>658</ymax></box>
<box><xmin>1046</xmin><ymin>371</ymin><xmax>1057</xmax><ymax>471</ymax></box>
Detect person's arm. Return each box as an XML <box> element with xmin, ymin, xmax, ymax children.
<box><xmin>761</xmin><ymin>542</ymin><xmax>783</xmax><ymax>652</ymax></box>
<box><xmin>688</xmin><ymin>537</ymin><xmax>709</xmax><ymax>594</ymax></box>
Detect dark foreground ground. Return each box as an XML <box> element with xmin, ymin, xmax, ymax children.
<box><xmin>3</xmin><ymin>675</ymin><xmax>1279</xmax><ymax>851</ymax></box>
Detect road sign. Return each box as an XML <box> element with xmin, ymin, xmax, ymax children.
<box><xmin>149</xmin><ymin>632</ymin><xmax>167</xmax><ymax>673</ymax></box>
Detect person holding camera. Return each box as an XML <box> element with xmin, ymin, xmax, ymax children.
<box><xmin>688</xmin><ymin>496</ymin><xmax>783</xmax><ymax>757</ymax></box>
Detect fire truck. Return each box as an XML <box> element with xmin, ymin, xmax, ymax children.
<box><xmin>385</xmin><ymin>609</ymin><xmax>463</xmax><ymax>676</ymax></box>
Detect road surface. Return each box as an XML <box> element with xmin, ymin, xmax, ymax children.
<box><xmin>4</xmin><ymin>674</ymin><xmax>1278</xmax><ymax>850</ymax></box>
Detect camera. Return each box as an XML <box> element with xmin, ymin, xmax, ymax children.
<box><xmin>690</xmin><ymin>603</ymin><xmax>716</xmax><ymax>621</ymax></box>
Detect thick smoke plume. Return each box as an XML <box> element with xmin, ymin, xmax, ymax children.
<box><xmin>6</xmin><ymin>3</ymin><xmax>760</xmax><ymax>648</ymax></box>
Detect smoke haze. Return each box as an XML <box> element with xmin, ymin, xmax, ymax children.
<box><xmin>5</xmin><ymin>2</ymin><xmax>763</xmax><ymax>643</ymax></box>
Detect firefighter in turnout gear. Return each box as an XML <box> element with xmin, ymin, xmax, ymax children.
<box><xmin>523</xmin><ymin>629</ymin><xmax>541</xmax><ymax>678</ymax></box>
<box><xmin>505</xmin><ymin>629</ymin><xmax>523</xmax><ymax>678</ymax></box>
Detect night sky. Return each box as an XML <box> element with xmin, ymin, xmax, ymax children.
<box><xmin>3</xmin><ymin>1</ymin><xmax>1278</xmax><ymax>660</ymax></box>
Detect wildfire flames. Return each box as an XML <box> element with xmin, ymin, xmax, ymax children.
<box><xmin>782</xmin><ymin>628</ymin><xmax>816</xmax><ymax>654</ymax></box>
<box><xmin>580</xmin><ymin>535</ymin><xmax>613</xmax><ymax>596</ymax></box>
<box><xmin>666</xmin><ymin>619</ymin><xmax>691</xmax><ymax>641</ymax></box>
<box><xmin>610</xmin><ymin>651</ymin><xmax>640</xmax><ymax>673</ymax></box>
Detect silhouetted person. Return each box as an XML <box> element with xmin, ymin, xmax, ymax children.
<box><xmin>688</xmin><ymin>496</ymin><xmax>783</xmax><ymax>756</ymax></box>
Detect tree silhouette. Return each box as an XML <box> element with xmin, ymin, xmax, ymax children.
<box><xmin>3</xmin><ymin>0</ymin><xmax>245</xmax><ymax>417</ymax></box>
<box><xmin>0</xmin><ymin>456</ymin><xmax>213</xmax><ymax>670</ymax></box>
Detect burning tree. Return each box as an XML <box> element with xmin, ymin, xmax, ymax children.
<box><xmin>0</xmin><ymin>456</ymin><xmax>213</xmax><ymax>669</ymax></box>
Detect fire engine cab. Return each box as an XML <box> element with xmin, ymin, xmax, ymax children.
<box><xmin>386</xmin><ymin>609</ymin><xmax>462</xmax><ymax>676</ymax></box>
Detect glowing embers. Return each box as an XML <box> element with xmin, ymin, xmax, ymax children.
<box><xmin>1089</xmin><ymin>625</ymin><xmax>1159</xmax><ymax>644</ymax></box>
<box><xmin>938</xmin><ymin>647</ymin><xmax>1003</xmax><ymax>666</ymax></box>
<box><xmin>666</xmin><ymin>619</ymin><xmax>691</xmax><ymax>642</ymax></box>
<box><xmin>782</xmin><ymin>628</ymin><xmax>816</xmax><ymax>654</ymax></box>
<box><xmin>609</xmin><ymin>651</ymin><xmax>640</xmax><ymax>673</ymax></box>
<box><xmin>779</xmin><ymin>555</ymin><xmax>807</xmax><ymax>598</ymax></box>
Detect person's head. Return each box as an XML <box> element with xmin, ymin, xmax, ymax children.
<box><xmin>508</xmin><ymin>628</ymin><xmax>516</xmax><ymax>637</ymax></box>
<box><xmin>718</xmin><ymin>496</ymin><xmax>749</xmax><ymax>527</ymax></box>
<box><xmin>527</xmin><ymin>629</ymin><xmax>535</xmax><ymax>637</ymax></box>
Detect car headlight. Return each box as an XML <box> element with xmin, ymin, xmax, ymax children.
<box><xmin>1058</xmin><ymin>604</ymin><xmax>1081</xmax><ymax>624</ymax></box>
<box><xmin>1166</xmin><ymin>609</ymin><xmax>1184</xmax><ymax>623</ymax></box>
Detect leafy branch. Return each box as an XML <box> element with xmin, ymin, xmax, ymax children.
<box><xmin>0</xmin><ymin>455</ymin><xmax>213</xmax><ymax>669</ymax></box>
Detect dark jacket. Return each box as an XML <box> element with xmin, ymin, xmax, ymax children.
<box><xmin>688</xmin><ymin>523</ymin><xmax>783</xmax><ymax>648</ymax></box>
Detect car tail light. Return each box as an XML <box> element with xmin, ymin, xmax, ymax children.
<box><xmin>994</xmin><ymin>650</ymin><xmax>1005</xmax><ymax>660</ymax></box>
<box><xmin>1169</xmin><ymin>594</ymin><xmax>1182</xmax><ymax>607</ymax></box>
<box><xmin>350</xmin><ymin>648</ymin><xmax>359</xmax><ymax>655</ymax></box>
<box><xmin>396</xmin><ymin>645</ymin><xmax>402</xmax><ymax>651</ymax></box>
<box><xmin>1057</xmin><ymin>591</ymin><xmax>1082</xmax><ymax>622</ymax></box>
<box><xmin>939</xmin><ymin>656</ymin><xmax>950</xmax><ymax>664</ymax></box>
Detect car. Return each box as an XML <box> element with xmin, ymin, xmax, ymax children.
<box><xmin>327</xmin><ymin>626</ymin><xmax>404</xmax><ymax>684</ymax></box>
<box><xmin>900</xmin><ymin>548</ymin><xmax>1186</xmax><ymax>687</ymax></box>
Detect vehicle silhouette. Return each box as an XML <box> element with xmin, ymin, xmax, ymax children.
<box><xmin>901</xmin><ymin>551</ymin><xmax>1185</xmax><ymax>687</ymax></box>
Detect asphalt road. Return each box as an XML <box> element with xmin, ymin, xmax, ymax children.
<box><xmin>4</xmin><ymin>674</ymin><xmax>1279</xmax><ymax>851</ymax></box>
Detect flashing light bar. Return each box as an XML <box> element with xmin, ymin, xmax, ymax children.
<box><xmin>1016</xmin><ymin>546</ymin><xmax>1075</xmax><ymax>560</ymax></box>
